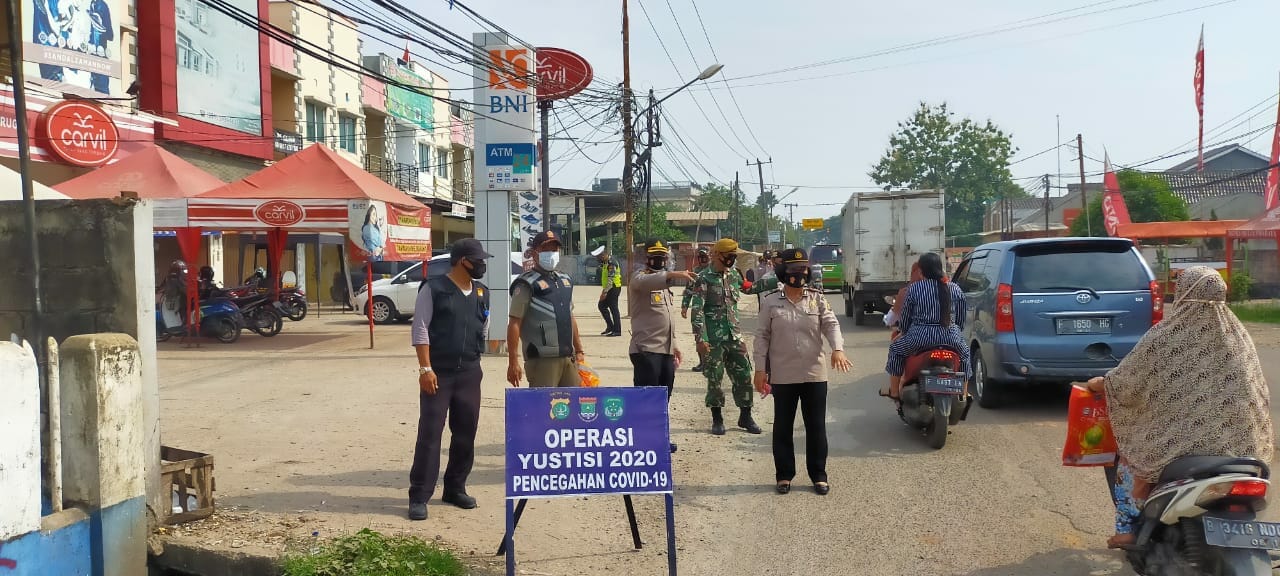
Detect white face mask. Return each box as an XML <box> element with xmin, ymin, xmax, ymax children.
<box><xmin>538</xmin><ymin>251</ymin><xmax>560</xmax><ymax>270</ymax></box>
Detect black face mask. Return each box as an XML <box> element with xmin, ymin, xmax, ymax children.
<box><xmin>466</xmin><ymin>259</ymin><xmax>487</xmax><ymax>279</ymax></box>
<box><xmin>783</xmin><ymin>271</ymin><xmax>809</xmax><ymax>287</ymax></box>
<box><xmin>647</xmin><ymin>256</ymin><xmax>668</xmax><ymax>271</ymax></box>
<box><xmin>720</xmin><ymin>254</ymin><xmax>737</xmax><ymax>268</ymax></box>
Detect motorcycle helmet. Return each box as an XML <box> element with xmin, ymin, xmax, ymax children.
<box><xmin>169</xmin><ymin>259</ymin><xmax>188</xmax><ymax>276</ymax></box>
<box><xmin>198</xmin><ymin>266</ymin><xmax>215</xmax><ymax>282</ymax></box>
<box><xmin>254</xmin><ymin>267</ymin><xmax>267</xmax><ymax>280</ymax></box>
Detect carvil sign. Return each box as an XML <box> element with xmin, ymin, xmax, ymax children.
<box><xmin>254</xmin><ymin>200</ymin><xmax>306</xmax><ymax>227</ymax></box>
<box><xmin>536</xmin><ymin>48</ymin><xmax>593</xmax><ymax>101</ymax></box>
<box><xmin>38</xmin><ymin>100</ymin><xmax>120</xmax><ymax>167</ymax></box>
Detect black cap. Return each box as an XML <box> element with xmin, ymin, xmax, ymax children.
<box><xmin>777</xmin><ymin>248</ymin><xmax>808</xmax><ymax>263</ymax></box>
<box><xmin>528</xmin><ymin>230</ymin><xmax>562</xmax><ymax>249</ymax></box>
<box><xmin>644</xmin><ymin>239</ymin><xmax>671</xmax><ymax>255</ymax></box>
<box><xmin>450</xmin><ymin>238</ymin><xmax>493</xmax><ymax>263</ymax></box>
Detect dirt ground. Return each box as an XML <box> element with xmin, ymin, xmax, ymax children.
<box><xmin>156</xmin><ymin>293</ymin><xmax>1280</xmax><ymax>576</ymax></box>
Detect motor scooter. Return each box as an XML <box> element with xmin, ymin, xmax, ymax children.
<box><xmin>1114</xmin><ymin>456</ymin><xmax>1275</xmax><ymax>575</ymax></box>
<box><xmin>156</xmin><ymin>294</ymin><xmax>243</xmax><ymax>344</ymax></box>
<box><xmin>885</xmin><ymin>295</ymin><xmax>971</xmax><ymax>449</ymax></box>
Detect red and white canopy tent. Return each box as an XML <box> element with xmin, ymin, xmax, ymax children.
<box><xmin>1226</xmin><ymin>206</ymin><xmax>1280</xmax><ymax>282</ymax></box>
<box><xmin>160</xmin><ymin>144</ymin><xmax>431</xmax><ymax>347</ymax></box>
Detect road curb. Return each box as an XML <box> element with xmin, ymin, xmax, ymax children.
<box><xmin>149</xmin><ymin>536</ymin><xmax>278</xmax><ymax>576</ymax></box>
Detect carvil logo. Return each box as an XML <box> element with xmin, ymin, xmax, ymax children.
<box><xmin>549</xmin><ymin>393</ymin><xmax>571</xmax><ymax>421</ymax></box>
<box><xmin>578</xmin><ymin>396</ymin><xmax>598</xmax><ymax>423</ymax></box>
<box><xmin>39</xmin><ymin>100</ymin><xmax>119</xmax><ymax>167</ymax></box>
<box><xmin>254</xmin><ymin>200</ymin><xmax>306</xmax><ymax>227</ymax></box>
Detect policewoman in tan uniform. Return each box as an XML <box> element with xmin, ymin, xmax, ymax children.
<box><xmin>753</xmin><ymin>248</ymin><xmax>852</xmax><ymax>495</ymax></box>
<box><xmin>628</xmin><ymin>240</ymin><xmax>697</xmax><ymax>452</ymax></box>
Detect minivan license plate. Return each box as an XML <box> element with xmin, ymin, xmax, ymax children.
<box><xmin>1055</xmin><ymin>317</ymin><xmax>1111</xmax><ymax>335</ymax></box>
<box><xmin>1203</xmin><ymin>516</ymin><xmax>1280</xmax><ymax>550</ymax></box>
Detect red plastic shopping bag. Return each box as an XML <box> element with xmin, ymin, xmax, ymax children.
<box><xmin>1062</xmin><ymin>385</ymin><xmax>1118</xmax><ymax>467</ymax></box>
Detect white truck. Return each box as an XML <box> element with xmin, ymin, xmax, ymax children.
<box><xmin>840</xmin><ymin>189</ymin><xmax>946</xmax><ymax>325</ymax></box>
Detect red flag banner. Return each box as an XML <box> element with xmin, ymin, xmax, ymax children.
<box><xmin>1194</xmin><ymin>26</ymin><xmax>1205</xmax><ymax>172</ymax></box>
<box><xmin>1102</xmin><ymin>153</ymin><xmax>1132</xmax><ymax>237</ymax></box>
<box><xmin>1267</xmin><ymin>77</ymin><xmax>1280</xmax><ymax>212</ymax></box>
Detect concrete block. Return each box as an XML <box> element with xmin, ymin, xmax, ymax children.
<box><xmin>59</xmin><ymin>333</ymin><xmax>146</xmax><ymax>509</ymax></box>
<box><xmin>58</xmin><ymin>333</ymin><xmax>147</xmax><ymax>576</ymax></box>
<box><xmin>0</xmin><ymin>341</ymin><xmax>41</xmax><ymax>541</ymax></box>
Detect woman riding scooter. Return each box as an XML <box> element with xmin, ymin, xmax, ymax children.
<box><xmin>881</xmin><ymin>253</ymin><xmax>969</xmax><ymax>400</ymax></box>
<box><xmin>1081</xmin><ymin>266</ymin><xmax>1273</xmax><ymax>549</ymax></box>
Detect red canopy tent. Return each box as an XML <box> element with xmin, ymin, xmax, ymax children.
<box><xmin>1116</xmin><ymin>219</ymin><xmax>1248</xmax><ymax>241</ymax></box>
<box><xmin>187</xmin><ymin>144</ymin><xmax>430</xmax><ymax>347</ymax></box>
<box><xmin>53</xmin><ymin>143</ymin><xmax>227</xmax><ymax>200</ymax></box>
<box><xmin>1226</xmin><ymin>205</ymin><xmax>1280</xmax><ymax>282</ymax></box>
<box><xmin>54</xmin><ymin>143</ymin><xmax>228</xmax><ymax>336</ymax></box>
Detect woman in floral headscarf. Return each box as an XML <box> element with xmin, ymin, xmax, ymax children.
<box><xmin>1082</xmin><ymin>266</ymin><xmax>1274</xmax><ymax>548</ymax></box>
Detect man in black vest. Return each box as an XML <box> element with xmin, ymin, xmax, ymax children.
<box><xmin>407</xmin><ymin>239</ymin><xmax>492</xmax><ymax>521</ymax></box>
<box><xmin>507</xmin><ymin>230</ymin><xmax>585</xmax><ymax>388</ymax></box>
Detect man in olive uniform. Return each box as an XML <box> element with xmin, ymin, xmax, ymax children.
<box><xmin>687</xmin><ymin>238</ymin><xmax>779</xmax><ymax>435</ymax></box>
<box><xmin>681</xmin><ymin>247</ymin><xmax>711</xmax><ymax>371</ymax></box>
<box><xmin>629</xmin><ymin>240</ymin><xmax>697</xmax><ymax>452</ymax></box>
<box><xmin>507</xmin><ymin>231</ymin><xmax>586</xmax><ymax>388</ymax></box>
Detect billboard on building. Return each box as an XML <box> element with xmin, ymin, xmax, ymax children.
<box><xmin>22</xmin><ymin>0</ymin><xmax>125</xmax><ymax>98</ymax></box>
<box><xmin>373</xmin><ymin>54</ymin><xmax>434</xmax><ymax>131</ymax></box>
<box><xmin>174</xmin><ymin>0</ymin><xmax>263</xmax><ymax>134</ymax></box>
<box><xmin>348</xmin><ymin>199</ymin><xmax>432</xmax><ymax>262</ymax></box>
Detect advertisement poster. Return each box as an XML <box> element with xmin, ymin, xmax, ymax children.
<box><xmin>22</xmin><ymin>0</ymin><xmax>124</xmax><ymax>97</ymax></box>
<box><xmin>377</xmin><ymin>54</ymin><xmax>434</xmax><ymax>131</ymax></box>
<box><xmin>175</xmin><ymin>0</ymin><xmax>262</xmax><ymax>134</ymax></box>
<box><xmin>505</xmin><ymin>387</ymin><xmax>674</xmax><ymax>499</ymax></box>
<box><xmin>515</xmin><ymin>188</ymin><xmax>542</xmax><ymax>252</ymax></box>
<box><xmin>348</xmin><ymin>200</ymin><xmax>432</xmax><ymax>262</ymax></box>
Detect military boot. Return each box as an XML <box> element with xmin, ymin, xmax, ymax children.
<box><xmin>738</xmin><ymin>409</ymin><xmax>763</xmax><ymax>434</ymax></box>
<box><xmin>710</xmin><ymin>407</ymin><xmax>726</xmax><ymax>436</ymax></box>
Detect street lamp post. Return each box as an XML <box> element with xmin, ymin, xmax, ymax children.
<box><xmin>633</xmin><ymin>64</ymin><xmax>724</xmax><ymax>242</ymax></box>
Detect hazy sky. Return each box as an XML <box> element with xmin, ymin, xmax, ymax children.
<box><xmin>394</xmin><ymin>0</ymin><xmax>1280</xmax><ymax>221</ymax></box>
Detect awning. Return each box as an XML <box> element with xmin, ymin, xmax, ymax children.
<box><xmin>1117</xmin><ymin>219</ymin><xmax>1248</xmax><ymax>240</ymax></box>
<box><xmin>197</xmin><ymin>143</ymin><xmax>424</xmax><ymax>207</ymax></box>
<box><xmin>1227</xmin><ymin>206</ymin><xmax>1280</xmax><ymax>239</ymax></box>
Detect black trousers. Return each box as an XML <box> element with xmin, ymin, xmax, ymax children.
<box><xmin>630</xmin><ymin>352</ymin><xmax>675</xmax><ymax>398</ymax></box>
<box><xmin>599</xmin><ymin>287</ymin><xmax>622</xmax><ymax>333</ymax></box>
<box><xmin>409</xmin><ymin>361</ymin><xmax>482</xmax><ymax>503</ymax></box>
<box><xmin>772</xmin><ymin>382</ymin><xmax>829</xmax><ymax>483</ymax></box>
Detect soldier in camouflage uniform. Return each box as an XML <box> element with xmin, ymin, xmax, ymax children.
<box><xmin>688</xmin><ymin>238</ymin><xmax>780</xmax><ymax>435</ymax></box>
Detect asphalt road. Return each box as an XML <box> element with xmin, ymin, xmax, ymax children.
<box><xmin>157</xmin><ymin>291</ymin><xmax>1280</xmax><ymax>576</ymax></box>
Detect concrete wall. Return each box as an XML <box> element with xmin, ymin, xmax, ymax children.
<box><xmin>0</xmin><ymin>199</ymin><xmax>162</xmax><ymax>528</ymax></box>
<box><xmin>0</xmin><ymin>334</ymin><xmax>147</xmax><ymax>576</ymax></box>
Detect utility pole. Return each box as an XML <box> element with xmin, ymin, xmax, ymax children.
<box><xmin>1043</xmin><ymin>174</ymin><xmax>1051</xmax><ymax>237</ymax></box>
<box><xmin>1077</xmin><ymin>134</ymin><xmax>1090</xmax><ymax>236</ymax></box>
<box><xmin>783</xmin><ymin>202</ymin><xmax>798</xmax><ymax>247</ymax></box>
<box><xmin>620</xmin><ymin>0</ymin><xmax>635</xmax><ymax>275</ymax></box>
<box><xmin>7</xmin><ymin>0</ymin><xmax>42</xmax><ymax>362</ymax></box>
<box><xmin>539</xmin><ymin>100</ymin><xmax>551</xmax><ymax>224</ymax></box>
<box><xmin>733</xmin><ymin>171</ymin><xmax>740</xmax><ymax>240</ymax></box>
<box><xmin>643</xmin><ymin>88</ymin><xmax>660</xmax><ymax>239</ymax></box>
<box><xmin>747</xmin><ymin>158</ymin><xmax>773</xmax><ymax>248</ymax></box>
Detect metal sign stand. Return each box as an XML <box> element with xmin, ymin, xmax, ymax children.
<box><xmin>497</xmin><ymin>493</ymin><xmax>677</xmax><ymax>576</ymax></box>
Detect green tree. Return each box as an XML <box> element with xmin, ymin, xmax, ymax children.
<box><xmin>691</xmin><ymin>182</ymin><xmax>788</xmax><ymax>248</ymax></box>
<box><xmin>611</xmin><ymin>202</ymin><xmax>688</xmax><ymax>254</ymax></box>
<box><xmin>1067</xmin><ymin>170</ymin><xmax>1190</xmax><ymax>237</ymax></box>
<box><xmin>869</xmin><ymin>102</ymin><xmax>1018</xmax><ymax>242</ymax></box>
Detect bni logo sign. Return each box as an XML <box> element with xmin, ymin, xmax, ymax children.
<box><xmin>488</xmin><ymin>49</ymin><xmax>531</xmax><ymax>90</ymax></box>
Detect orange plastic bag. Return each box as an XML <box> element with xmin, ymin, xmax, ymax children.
<box><xmin>1062</xmin><ymin>385</ymin><xmax>1118</xmax><ymax>467</ymax></box>
<box><xmin>578</xmin><ymin>362</ymin><xmax>601</xmax><ymax>388</ymax></box>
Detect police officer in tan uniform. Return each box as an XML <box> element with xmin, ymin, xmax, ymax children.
<box><xmin>629</xmin><ymin>239</ymin><xmax>696</xmax><ymax>452</ymax></box>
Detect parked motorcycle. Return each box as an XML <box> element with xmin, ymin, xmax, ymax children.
<box><xmin>218</xmin><ymin>291</ymin><xmax>284</xmax><ymax>337</ymax></box>
<box><xmin>278</xmin><ymin>288</ymin><xmax>308</xmax><ymax>322</ymax></box>
<box><xmin>1115</xmin><ymin>456</ymin><xmax>1274</xmax><ymax>575</ymax></box>
<box><xmin>156</xmin><ymin>296</ymin><xmax>244</xmax><ymax>344</ymax></box>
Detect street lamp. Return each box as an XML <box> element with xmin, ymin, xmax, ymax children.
<box><xmin>637</xmin><ymin>64</ymin><xmax>724</xmax><ymax>239</ymax></box>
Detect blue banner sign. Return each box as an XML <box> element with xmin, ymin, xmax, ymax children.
<box><xmin>505</xmin><ymin>387</ymin><xmax>673</xmax><ymax>499</ymax></box>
